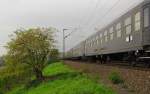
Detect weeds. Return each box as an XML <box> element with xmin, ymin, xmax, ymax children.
<box><xmin>109</xmin><ymin>70</ymin><xmax>124</xmax><ymax>84</ymax></box>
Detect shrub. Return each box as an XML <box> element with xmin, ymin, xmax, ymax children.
<box><xmin>0</xmin><ymin>66</ymin><xmax>32</xmax><ymax>93</ymax></box>
<box><xmin>109</xmin><ymin>70</ymin><xmax>124</xmax><ymax>84</ymax></box>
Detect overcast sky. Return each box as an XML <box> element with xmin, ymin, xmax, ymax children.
<box><xmin>0</xmin><ymin>0</ymin><xmax>144</xmax><ymax>56</ymax></box>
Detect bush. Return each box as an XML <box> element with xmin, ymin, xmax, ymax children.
<box><xmin>109</xmin><ymin>70</ymin><xmax>124</xmax><ymax>84</ymax></box>
<box><xmin>0</xmin><ymin>66</ymin><xmax>32</xmax><ymax>93</ymax></box>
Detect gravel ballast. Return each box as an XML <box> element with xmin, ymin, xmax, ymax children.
<box><xmin>64</xmin><ymin>61</ymin><xmax>150</xmax><ymax>94</ymax></box>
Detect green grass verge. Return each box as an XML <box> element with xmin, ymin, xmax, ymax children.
<box><xmin>7</xmin><ymin>62</ymin><xmax>116</xmax><ymax>94</ymax></box>
<box><xmin>43</xmin><ymin>62</ymin><xmax>74</xmax><ymax>76</ymax></box>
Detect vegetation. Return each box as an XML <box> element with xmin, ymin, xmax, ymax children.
<box><xmin>109</xmin><ymin>70</ymin><xmax>124</xmax><ymax>84</ymax></box>
<box><xmin>5</xmin><ymin>27</ymin><xmax>58</xmax><ymax>80</ymax></box>
<box><xmin>0</xmin><ymin>27</ymin><xmax>59</xmax><ymax>93</ymax></box>
<box><xmin>7</xmin><ymin>62</ymin><xmax>116</xmax><ymax>94</ymax></box>
<box><xmin>0</xmin><ymin>27</ymin><xmax>116</xmax><ymax>94</ymax></box>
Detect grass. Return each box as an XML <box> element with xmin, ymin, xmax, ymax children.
<box><xmin>43</xmin><ymin>63</ymin><xmax>74</xmax><ymax>76</ymax></box>
<box><xmin>7</xmin><ymin>62</ymin><xmax>116</xmax><ymax>94</ymax></box>
<box><xmin>109</xmin><ymin>70</ymin><xmax>124</xmax><ymax>84</ymax></box>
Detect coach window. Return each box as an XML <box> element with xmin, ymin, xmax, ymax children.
<box><xmin>91</xmin><ymin>40</ymin><xmax>92</xmax><ymax>47</ymax></box>
<box><xmin>104</xmin><ymin>31</ymin><xmax>108</xmax><ymax>42</ymax></box>
<box><xmin>86</xmin><ymin>41</ymin><xmax>88</xmax><ymax>47</ymax></box>
<box><xmin>99</xmin><ymin>33</ymin><xmax>102</xmax><ymax>44</ymax></box>
<box><xmin>92</xmin><ymin>39</ymin><xmax>94</xmax><ymax>46</ymax></box>
<box><xmin>144</xmin><ymin>7</ymin><xmax>149</xmax><ymax>28</ymax></box>
<box><xmin>95</xmin><ymin>37</ymin><xmax>97</xmax><ymax>45</ymax></box>
<box><xmin>109</xmin><ymin>27</ymin><xmax>114</xmax><ymax>40</ymax></box>
<box><xmin>116</xmin><ymin>23</ymin><xmax>121</xmax><ymax>38</ymax></box>
<box><xmin>96</xmin><ymin>36</ymin><xmax>99</xmax><ymax>45</ymax></box>
<box><xmin>130</xmin><ymin>35</ymin><xmax>133</xmax><ymax>41</ymax></box>
<box><xmin>89</xmin><ymin>42</ymin><xmax>90</xmax><ymax>47</ymax></box>
<box><xmin>89</xmin><ymin>41</ymin><xmax>91</xmax><ymax>47</ymax></box>
<box><xmin>125</xmin><ymin>17</ymin><xmax>131</xmax><ymax>35</ymax></box>
<box><xmin>90</xmin><ymin>40</ymin><xmax>91</xmax><ymax>47</ymax></box>
<box><xmin>126</xmin><ymin>36</ymin><xmax>129</xmax><ymax>42</ymax></box>
<box><xmin>94</xmin><ymin>38</ymin><xmax>95</xmax><ymax>45</ymax></box>
<box><xmin>126</xmin><ymin>35</ymin><xmax>133</xmax><ymax>42</ymax></box>
<box><xmin>95</xmin><ymin>37</ymin><xmax>98</xmax><ymax>45</ymax></box>
<box><xmin>94</xmin><ymin>37</ymin><xmax>96</xmax><ymax>45</ymax></box>
<box><xmin>135</xmin><ymin>12</ymin><xmax>141</xmax><ymax>31</ymax></box>
<box><xmin>90</xmin><ymin>42</ymin><xmax>91</xmax><ymax>47</ymax></box>
<box><xmin>90</xmin><ymin>40</ymin><xmax>92</xmax><ymax>47</ymax></box>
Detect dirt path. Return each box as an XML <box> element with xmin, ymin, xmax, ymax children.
<box><xmin>64</xmin><ymin>61</ymin><xmax>150</xmax><ymax>94</ymax></box>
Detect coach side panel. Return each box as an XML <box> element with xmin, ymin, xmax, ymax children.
<box><xmin>85</xmin><ymin>3</ymin><xmax>143</xmax><ymax>56</ymax></box>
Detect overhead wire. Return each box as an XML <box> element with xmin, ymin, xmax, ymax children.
<box><xmin>78</xmin><ymin>0</ymin><xmax>93</xmax><ymax>28</ymax></box>
<box><xmin>81</xmin><ymin>0</ymin><xmax>101</xmax><ymax>28</ymax></box>
<box><xmin>67</xmin><ymin>0</ymin><xmax>97</xmax><ymax>44</ymax></box>
<box><xmin>65</xmin><ymin>0</ymin><xmax>93</xmax><ymax>40</ymax></box>
<box><xmin>75</xmin><ymin>0</ymin><xmax>102</xmax><ymax>40</ymax></box>
<box><xmin>76</xmin><ymin>0</ymin><xmax>137</xmax><ymax>44</ymax></box>
<box><xmin>76</xmin><ymin>0</ymin><xmax>110</xmax><ymax>40</ymax></box>
<box><xmin>84</xmin><ymin>0</ymin><xmax>108</xmax><ymax>28</ymax></box>
<box><xmin>68</xmin><ymin>0</ymin><xmax>144</xmax><ymax>51</ymax></box>
<box><xmin>91</xmin><ymin>0</ymin><xmax>143</xmax><ymax>31</ymax></box>
<box><xmin>76</xmin><ymin>0</ymin><xmax>121</xmax><ymax>38</ymax></box>
<box><xmin>89</xmin><ymin>0</ymin><xmax>121</xmax><ymax>30</ymax></box>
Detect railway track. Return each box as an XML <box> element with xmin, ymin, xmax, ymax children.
<box><xmin>104</xmin><ymin>62</ymin><xmax>150</xmax><ymax>71</ymax></box>
<box><xmin>68</xmin><ymin>60</ymin><xmax>150</xmax><ymax>71</ymax></box>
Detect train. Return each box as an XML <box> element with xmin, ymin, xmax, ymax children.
<box><xmin>65</xmin><ymin>0</ymin><xmax>150</xmax><ymax>67</ymax></box>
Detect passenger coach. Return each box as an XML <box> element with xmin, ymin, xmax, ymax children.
<box><xmin>66</xmin><ymin>0</ymin><xmax>150</xmax><ymax>66</ymax></box>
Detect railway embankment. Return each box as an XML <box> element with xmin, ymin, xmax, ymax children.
<box><xmin>64</xmin><ymin>60</ymin><xmax>150</xmax><ymax>94</ymax></box>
